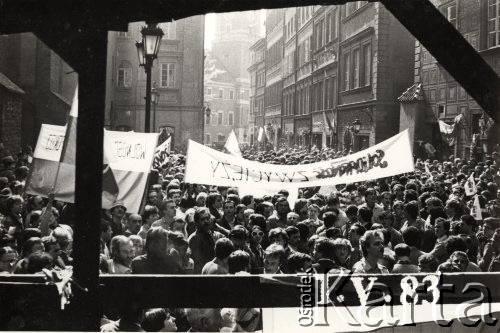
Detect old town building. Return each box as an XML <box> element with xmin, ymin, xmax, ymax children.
<box><xmin>249</xmin><ymin>38</ymin><xmax>266</xmax><ymax>145</ymax></box>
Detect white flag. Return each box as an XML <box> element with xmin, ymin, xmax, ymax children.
<box><xmin>471</xmin><ymin>194</ymin><xmax>482</xmax><ymax>221</ymax></box>
<box><xmin>224</xmin><ymin>130</ymin><xmax>242</xmax><ymax>157</ymax></box>
<box><xmin>257</xmin><ymin>127</ymin><xmax>264</xmax><ymax>142</ymax></box>
<box><xmin>153</xmin><ymin>136</ymin><xmax>171</xmax><ymax>169</ymax></box>
<box><xmin>464</xmin><ymin>173</ymin><xmax>477</xmax><ymax>196</ymax></box>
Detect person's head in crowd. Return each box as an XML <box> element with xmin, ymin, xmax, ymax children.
<box><xmin>226</xmin><ymin>193</ymin><xmax>240</xmax><ymax>206</ymax></box>
<box><xmin>243</xmin><ymin>208</ymin><xmax>254</xmax><ymax>227</ymax></box>
<box><xmin>322</xmin><ymin>211</ymin><xmax>338</xmax><ymax>230</ymax></box>
<box><xmin>268</xmin><ymin>227</ymin><xmax>288</xmax><ymax>247</ymax></box>
<box><xmin>142</xmin><ymin>308</ymin><xmax>177</xmax><ymax>332</ymax></box>
<box><xmin>437</xmin><ymin>263</ymin><xmax>460</xmax><ymax>272</ymax></box>
<box><xmin>168</xmin><ymin>189</ymin><xmax>182</xmax><ymax>206</ymax></box>
<box><xmin>6</xmin><ymin>194</ymin><xmax>23</xmax><ymax>215</ymax></box>
<box><xmin>294</xmin><ymin>199</ymin><xmax>309</xmax><ymax>221</ymax></box>
<box><xmin>359</xmin><ymin>230</ymin><xmax>385</xmax><ymax>261</ymax></box>
<box><xmin>0</xmin><ymin>246</ymin><xmax>17</xmax><ymax>273</ymax></box>
<box><xmin>428</xmin><ymin>206</ymin><xmax>447</xmax><ymax>226</ymax></box>
<box><xmin>287</xmin><ymin>212</ymin><xmax>299</xmax><ymax>226</ymax></box>
<box><xmin>160</xmin><ymin>199</ymin><xmax>177</xmax><ymax>220</ymax></box>
<box><xmin>171</xmin><ymin>216</ymin><xmax>186</xmax><ymax>235</ymax></box>
<box><xmin>27</xmin><ymin>195</ymin><xmax>44</xmax><ymax>213</ymax></box>
<box><xmin>42</xmin><ymin>235</ymin><xmax>62</xmax><ymax>263</ymax></box>
<box><xmin>364</xmin><ymin>188</ymin><xmax>377</xmax><ymax>207</ymax></box>
<box><xmin>313</xmin><ymin>237</ymin><xmax>336</xmax><ymax>262</ymax></box>
<box><xmin>110</xmin><ymin>235</ymin><xmax>135</xmax><ymax>267</ymax></box>
<box><xmin>285</xmin><ymin>226</ymin><xmax>300</xmax><ymax>248</ymax></box>
<box><xmin>143</xmin><ymin>205</ymin><xmax>160</xmax><ymax>226</ymax></box>
<box><xmin>241</xmin><ymin>194</ymin><xmax>255</xmax><ymax>209</ymax></box>
<box><xmin>287</xmin><ymin>252</ymin><xmax>313</xmax><ymax>273</ymax></box>
<box><xmin>250</xmin><ymin>226</ymin><xmax>264</xmax><ymax>245</ymax></box>
<box><xmin>228</xmin><ymin>250</ymin><xmax>251</xmax><ymax>274</ymax></box>
<box><xmin>445</xmin><ymin>199</ymin><xmax>462</xmax><ymax>220</ymax></box>
<box><xmin>402</xmin><ymin>226</ymin><xmax>422</xmax><ymax>249</ymax></box>
<box><xmin>379</xmin><ymin>254</ymin><xmax>396</xmax><ymax>271</ymax></box>
<box><xmin>445</xmin><ymin>235</ymin><xmax>468</xmax><ymax>256</ymax></box>
<box><xmin>348</xmin><ymin>223</ymin><xmax>366</xmax><ymax>247</ymax></box>
<box><xmin>100</xmin><ymin>219</ymin><xmax>113</xmax><ymax>246</ymax></box>
<box><xmin>418</xmin><ymin>254</ymin><xmax>439</xmax><ymax>272</ymax></box>
<box><xmin>196</xmin><ymin>192</ymin><xmax>208</xmax><ymax>207</ymax></box>
<box><xmin>449</xmin><ymin>250</ymin><xmax>469</xmax><ymax>272</ymax></box>
<box><xmin>126</xmin><ymin>214</ymin><xmax>142</xmax><ymax>235</ymax></box>
<box><xmin>379</xmin><ymin>211</ymin><xmax>395</xmax><ymax>229</ymax></box>
<box><xmin>403</xmin><ymin>200</ymin><xmax>420</xmax><ymax>222</ymax></box>
<box><xmin>483</xmin><ymin>217</ymin><xmax>500</xmax><ymax>239</ymax></box>
<box><xmin>394</xmin><ymin>243</ymin><xmax>411</xmax><ymax>262</ymax></box>
<box><xmin>215</xmin><ymin>238</ymin><xmax>234</xmax><ymax>263</ymax></box>
<box><xmin>129</xmin><ymin>235</ymin><xmax>144</xmax><ymax>257</ymax></box>
<box><xmin>392</xmin><ymin>184</ymin><xmax>405</xmax><ymax>201</ymax></box>
<box><xmin>261</xmin><ymin>201</ymin><xmax>274</xmax><ymax>219</ymax></box>
<box><xmin>326</xmin><ymin>194</ymin><xmax>341</xmax><ymax>209</ymax></box>
<box><xmin>26</xmin><ymin>251</ymin><xmax>53</xmax><ymax>273</ymax></box>
<box><xmin>308</xmin><ymin>204</ymin><xmax>321</xmax><ymax>221</ymax></box>
<box><xmin>279</xmin><ymin>189</ymin><xmax>290</xmax><ymax>198</ymax></box>
<box><xmin>147</xmin><ymin>190</ymin><xmax>159</xmax><ymax>207</ymax></box>
<box><xmin>235</xmin><ymin>204</ymin><xmax>246</xmax><ymax>224</ymax></box>
<box><xmin>248</xmin><ymin>213</ymin><xmax>266</xmax><ymax>231</ymax></box>
<box><xmin>275</xmin><ymin>197</ymin><xmax>290</xmax><ymax>216</ymax></box>
<box><xmin>434</xmin><ymin>217</ymin><xmax>450</xmax><ymax>239</ymax></box>
<box><xmin>332</xmin><ymin>238</ymin><xmax>352</xmax><ymax>267</ymax></box>
<box><xmin>110</xmin><ymin>200</ymin><xmax>127</xmax><ymax>220</ymax></box>
<box><xmin>325</xmin><ymin>227</ymin><xmax>342</xmax><ymax>240</ymax></box>
<box><xmin>264</xmin><ymin>244</ymin><xmax>285</xmax><ymax>274</ymax></box>
<box><xmin>145</xmin><ymin>227</ymin><xmax>169</xmax><ymax>259</ymax></box>
<box><xmin>392</xmin><ymin>200</ymin><xmax>405</xmax><ymax>220</ymax></box>
<box><xmin>20</xmin><ymin>237</ymin><xmax>44</xmax><ymax>258</ymax></box>
<box><xmin>207</xmin><ymin>192</ymin><xmax>223</xmax><ymax>212</ymax></box>
<box><xmin>223</xmin><ymin>200</ymin><xmax>236</xmax><ymax>219</ymax></box>
<box><xmin>229</xmin><ymin>226</ymin><xmax>247</xmax><ymax>250</ymax></box>
<box><xmin>381</xmin><ymin>191</ymin><xmax>392</xmax><ymax>209</ymax></box>
<box><xmin>357</xmin><ymin>206</ymin><xmax>373</xmax><ymax>225</ymax></box>
<box><xmin>403</xmin><ymin>189</ymin><xmax>418</xmax><ymax>203</ymax></box>
<box><xmin>345</xmin><ymin>205</ymin><xmax>358</xmax><ymax>222</ymax></box>
<box><xmin>185</xmin><ymin>308</ymin><xmax>223</xmax><ymax>333</ymax></box>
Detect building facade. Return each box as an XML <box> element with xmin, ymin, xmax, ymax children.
<box><xmin>204</xmin><ymin>11</ymin><xmax>262</xmax><ymax>147</ymax></box>
<box><xmin>400</xmin><ymin>0</ymin><xmax>498</xmax><ymax>159</ymax></box>
<box><xmin>247</xmin><ymin>3</ymin><xmax>415</xmax><ymax>151</ymax></box>
<box><xmin>106</xmin><ymin>16</ymin><xmax>205</xmax><ymax>149</ymax></box>
<box><xmin>0</xmin><ymin>33</ymin><xmax>77</xmax><ymax>153</ymax></box>
<box><xmin>248</xmin><ymin>38</ymin><xmax>266</xmax><ymax>145</ymax></box>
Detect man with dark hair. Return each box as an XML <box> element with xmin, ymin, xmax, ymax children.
<box><xmin>402</xmin><ymin>226</ymin><xmax>426</xmax><ymax>266</ymax></box>
<box><xmin>392</xmin><ymin>244</ymin><xmax>419</xmax><ymax>273</ymax></box>
<box><xmin>228</xmin><ymin>250</ymin><xmax>251</xmax><ymax>274</ymax></box>
<box><xmin>267</xmin><ymin>197</ymin><xmax>290</xmax><ymax>230</ymax></box>
<box><xmin>188</xmin><ymin>207</ymin><xmax>216</xmax><ymax>274</ymax></box>
<box><xmin>152</xmin><ymin>199</ymin><xmax>177</xmax><ymax>230</ymax></box>
<box><xmin>124</xmin><ymin>214</ymin><xmax>142</xmax><ymax>237</ymax></box>
<box><xmin>357</xmin><ymin>206</ymin><xmax>373</xmax><ymax>231</ymax></box>
<box><xmin>444</xmin><ymin>235</ymin><xmax>481</xmax><ymax>272</ymax></box>
<box><xmin>379</xmin><ymin>211</ymin><xmax>403</xmax><ymax>247</ymax></box>
<box><xmin>285</xmin><ymin>226</ymin><xmax>301</xmax><ymax>253</ymax></box>
<box><xmin>401</xmin><ymin>201</ymin><xmax>425</xmax><ymax>232</ymax></box>
<box><xmin>312</xmin><ymin>237</ymin><xmax>346</xmax><ymax>273</ymax></box>
<box><xmin>218</xmin><ymin>200</ymin><xmax>236</xmax><ymax>232</ymax></box>
<box><xmin>202</xmin><ymin>238</ymin><xmax>234</xmax><ymax>275</ymax></box>
<box><xmin>429</xmin><ymin>217</ymin><xmax>450</xmax><ymax>264</ymax></box>
<box><xmin>358</xmin><ymin>188</ymin><xmax>384</xmax><ymax>223</ymax></box>
<box><xmin>131</xmin><ymin>227</ymin><xmax>182</xmax><ymax>274</ymax></box>
<box><xmin>353</xmin><ymin>230</ymin><xmax>388</xmax><ymax>274</ymax></box>
<box><xmin>324</xmin><ymin>194</ymin><xmax>348</xmax><ymax>227</ymax></box>
<box><xmin>41</xmin><ymin>235</ymin><xmax>65</xmax><ymax>270</ymax></box>
<box><xmin>347</xmin><ymin>223</ymin><xmax>365</xmax><ymax>270</ymax></box>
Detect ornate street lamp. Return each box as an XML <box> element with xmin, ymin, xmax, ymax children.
<box><xmin>352</xmin><ymin>118</ymin><xmax>361</xmax><ymax>133</ymax></box>
<box><xmin>136</xmin><ymin>23</ymin><xmax>163</xmax><ymax>133</ymax></box>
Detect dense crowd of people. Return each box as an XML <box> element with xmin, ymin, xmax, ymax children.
<box><xmin>1</xmin><ymin>141</ymin><xmax>500</xmax><ymax>331</ymax></box>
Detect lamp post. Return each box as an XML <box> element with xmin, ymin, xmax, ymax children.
<box><xmin>136</xmin><ymin>23</ymin><xmax>163</xmax><ymax>133</ymax></box>
<box><xmin>203</xmin><ymin>103</ymin><xmax>211</xmax><ymax>144</ymax></box>
<box><xmin>151</xmin><ymin>84</ymin><xmax>159</xmax><ymax>132</ymax></box>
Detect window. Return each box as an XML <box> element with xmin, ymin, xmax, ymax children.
<box><xmin>429</xmin><ymin>89</ymin><xmax>436</xmax><ymax>102</ymax></box>
<box><xmin>205</xmin><ymin>114</ymin><xmax>210</xmax><ymax>125</ymax></box>
<box><xmin>448</xmin><ymin>85</ymin><xmax>457</xmax><ymax>102</ymax></box>
<box><xmin>458</xmin><ymin>86</ymin><xmax>467</xmax><ymax>100</ymax></box>
<box><xmin>229</xmin><ymin>90</ymin><xmax>234</xmax><ymax>100</ymax></box>
<box><xmin>117</xmin><ymin>61</ymin><xmax>132</xmax><ymax>88</ymax></box>
<box><xmin>325</xmin><ymin>13</ymin><xmax>331</xmax><ymax>43</ymax></box>
<box><xmin>318</xmin><ymin>81</ymin><xmax>324</xmax><ymax>110</ymax></box>
<box><xmin>207</xmin><ymin>87</ymin><xmax>212</xmax><ymax>96</ymax></box>
<box><xmin>488</xmin><ymin>0</ymin><xmax>500</xmax><ymax>48</ymax></box>
<box><xmin>117</xmin><ymin>31</ymin><xmax>129</xmax><ymax>37</ymax></box>
<box><xmin>343</xmin><ymin>52</ymin><xmax>350</xmax><ymax>90</ymax></box>
<box><xmin>345</xmin><ymin>1</ymin><xmax>363</xmax><ymax>16</ymax></box>
<box><xmin>315</xmin><ymin>19</ymin><xmax>324</xmax><ymax>50</ymax></box>
<box><xmin>331</xmin><ymin>10</ymin><xmax>338</xmax><ymax>40</ymax></box>
<box><xmin>158</xmin><ymin>21</ymin><xmax>177</xmax><ymax>39</ymax></box>
<box><xmin>217</xmin><ymin>112</ymin><xmax>223</xmax><ymax>125</ymax></box>
<box><xmin>205</xmin><ymin>133</ymin><xmax>211</xmax><ymax>144</ymax></box>
<box><xmin>440</xmin><ymin>3</ymin><xmax>457</xmax><ymax>28</ymax></box>
<box><xmin>228</xmin><ymin>112</ymin><xmax>234</xmax><ymax>126</ymax></box>
<box><xmin>160</xmin><ymin>63</ymin><xmax>175</xmax><ymax>88</ymax></box>
<box><xmin>211</xmin><ymin>113</ymin><xmax>217</xmax><ymax>125</ymax></box>
<box><xmin>218</xmin><ymin>89</ymin><xmax>223</xmax><ymax>99</ymax></box>
<box><xmin>218</xmin><ymin>133</ymin><xmax>225</xmax><ymax>142</ymax></box>
<box><xmin>361</xmin><ymin>44</ymin><xmax>371</xmax><ymax>86</ymax></box>
<box><xmin>352</xmin><ymin>48</ymin><xmax>360</xmax><ymax>89</ymax></box>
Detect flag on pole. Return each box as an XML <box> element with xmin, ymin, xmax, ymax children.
<box><xmin>464</xmin><ymin>173</ymin><xmax>477</xmax><ymax>196</ymax></box>
<box><xmin>257</xmin><ymin>127</ymin><xmax>264</xmax><ymax>142</ymax></box>
<box><xmin>471</xmin><ymin>194</ymin><xmax>482</xmax><ymax>221</ymax></box>
<box><xmin>224</xmin><ymin>130</ymin><xmax>242</xmax><ymax>157</ymax></box>
<box><xmin>153</xmin><ymin>136</ymin><xmax>171</xmax><ymax>169</ymax></box>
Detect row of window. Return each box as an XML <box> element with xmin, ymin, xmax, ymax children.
<box><xmin>265</xmin><ymin>81</ymin><xmax>283</xmax><ymax>108</ymax></box>
<box><xmin>251</xmin><ymin>97</ymin><xmax>265</xmax><ymax>116</ymax></box>
<box><xmin>205</xmin><ymin>133</ymin><xmax>226</xmax><ymax>144</ymax></box>
<box><xmin>117</xmin><ymin>62</ymin><xmax>176</xmax><ymax>88</ymax></box>
<box><xmin>284</xmin><ymin>15</ymin><xmax>296</xmax><ymax>41</ymax></box>
<box><xmin>342</xmin><ymin>41</ymin><xmax>372</xmax><ymax>91</ymax></box>
<box><xmin>296</xmin><ymin>84</ymin><xmax>311</xmax><ymax>115</ymax></box>
<box><xmin>426</xmin><ymin>84</ymin><xmax>468</xmax><ymax>104</ymax></box>
<box><xmin>205</xmin><ymin>111</ymin><xmax>234</xmax><ymax>126</ymax></box>
<box><xmin>343</xmin><ymin>1</ymin><xmax>367</xmax><ymax>18</ymax></box>
<box><xmin>314</xmin><ymin>9</ymin><xmax>338</xmax><ymax>50</ymax></box>
<box><xmin>206</xmin><ymin>87</ymin><xmax>235</xmax><ymax>100</ymax></box>
<box><xmin>297</xmin><ymin>36</ymin><xmax>313</xmax><ymax>67</ymax></box>
<box><xmin>298</xmin><ymin>6</ymin><xmax>313</xmax><ymax>27</ymax></box>
<box><xmin>312</xmin><ymin>76</ymin><xmax>336</xmax><ymax>112</ymax></box>
<box><xmin>116</xmin><ymin>21</ymin><xmax>177</xmax><ymax>40</ymax></box>
<box><xmin>266</xmin><ymin>39</ymin><xmax>284</xmax><ymax>70</ymax></box>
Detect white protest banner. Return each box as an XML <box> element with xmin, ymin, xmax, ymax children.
<box><xmin>185</xmin><ymin>129</ymin><xmax>414</xmax><ymax>188</ymax></box>
<box><xmin>224</xmin><ymin>130</ymin><xmax>242</xmax><ymax>157</ymax></box>
<box><xmin>26</xmin><ymin>124</ymin><xmax>67</xmax><ymax>197</ymax></box>
<box><xmin>257</xmin><ymin>127</ymin><xmax>264</xmax><ymax>142</ymax></box>
<box><xmin>464</xmin><ymin>173</ymin><xmax>477</xmax><ymax>196</ymax></box>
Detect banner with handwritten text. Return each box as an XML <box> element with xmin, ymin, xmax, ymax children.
<box><xmin>185</xmin><ymin>130</ymin><xmax>414</xmax><ymax>188</ymax></box>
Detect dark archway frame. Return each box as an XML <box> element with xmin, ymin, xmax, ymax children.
<box><xmin>0</xmin><ymin>0</ymin><xmax>499</xmax><ymax>330</ymax></box>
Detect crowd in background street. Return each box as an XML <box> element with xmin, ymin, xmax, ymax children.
<box><xmin>1</xmin><ymin>141</ymin><xmax>500</xmax><ymax>331</ymax></box>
